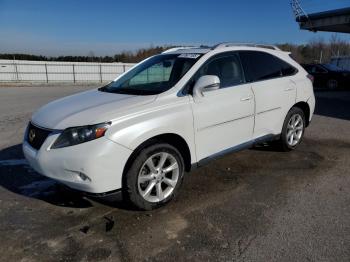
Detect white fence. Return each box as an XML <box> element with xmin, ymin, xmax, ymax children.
<box><xmin>0</xmin><ymin>60</ymin><xmax>136</xmax><ymax>83</ymax></box>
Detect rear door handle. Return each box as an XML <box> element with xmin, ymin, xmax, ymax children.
<box><xmin>284</xmin><ymin>87</ymin><xmax>294</xmax><ymax>91</ymax></box>
<box><xmin>240</xmin><ymin>96</ymin><xmax>253</xmax><ymax>101</ymax></box>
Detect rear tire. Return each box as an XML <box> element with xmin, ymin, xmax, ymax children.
<box><xmin>124</xmin><ymin>143</ymin><xmax>185</xmax><ymax>210</ymax></box>
<box><xmin>277</xmin><ymin>107</ymin><xmax>306</xmax><ymax>151</ymax></box>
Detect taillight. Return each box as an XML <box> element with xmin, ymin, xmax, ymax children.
<box><xmin>307</xmin><ymin>74</ymin><xmax>314</xmax><ymax>84</ymax></box>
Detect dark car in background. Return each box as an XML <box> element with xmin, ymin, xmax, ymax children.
<box><xmin>302</xmin><ymin>63</ymin><xmax>350</xmax><ymax>89</ymax></box>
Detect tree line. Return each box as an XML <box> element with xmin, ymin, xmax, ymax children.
<box><xmin>1</xmin><ymin>36</ymin><xmax>349</xmax><ymax>64</ymax></box>
<box><xmin>277</xmin><ymin>35</ymin><xmax>350</xmax><ymax>64</ymax></box>
<box><xmin>0</xmin><ymin>46</ymin><xmax>168</xmax><ymax>63</ymax></box>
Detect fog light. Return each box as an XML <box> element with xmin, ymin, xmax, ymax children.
<box><xmin>78</xmin><ymin>172</ymin><xmax>91</xmax><ymax>182</ymax></box>
<box><xmin>65</xmin><ymin>169</ymin><xmax>91</xmax><ymax>182</ymax></box>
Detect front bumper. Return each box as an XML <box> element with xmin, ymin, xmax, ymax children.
<box><xmin>23</xmin><ymin>133</ymin><xmax>133</xmax><ymax>194</ymax></box>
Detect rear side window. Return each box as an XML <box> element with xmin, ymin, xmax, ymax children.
<box><xmin>239</xmin><ymin>51</ymin><xmax>297</xmax><ymax>82</ymax></box>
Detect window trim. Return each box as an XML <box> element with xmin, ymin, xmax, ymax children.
<box><xmin>238</xmin><ymin>51</ymin><xmax>299</xmax><ymax>84</ymax></box>
<box><xmin>181</xmin><ymin>51</ymin><xmax>247</xmax><ymax>96</ymax></box>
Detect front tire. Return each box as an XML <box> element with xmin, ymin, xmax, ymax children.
<box><xmin>278</xmin><ymin>107</ymin><xmax>306</xmax><ymax>151</ymax></box>
<box><xmin>124</xmin><ymin>143</ymin><xmax>185</xmax><ymax>210</ymax></box>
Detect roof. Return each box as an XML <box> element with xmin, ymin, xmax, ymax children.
<box><xmin>162</xmin><ymin>47</ymin><xmax>211</xmax><ymax>55</ymax></box>
<box><xmin>162</xmin><ymin>43</ymin><xmax>282</xmax><ymax>55</ymax></box>
<box><xmin>213</xmin><ymin>43</ymin><xmax>281</xmax><ymax>51</ymax></box>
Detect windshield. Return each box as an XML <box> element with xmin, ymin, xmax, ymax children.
<box><xmin>323</xmin><ymin>64</ymin><xmax>344</xmax><ymax>72</ymax></box>
<box><xmin>99</xmin><ymin>53</ymin><xmax>202</xmax><ymax>95</ymax></box>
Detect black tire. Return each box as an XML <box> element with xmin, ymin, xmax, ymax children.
<box><xmin>124</xmin><ymin>143</ymin><xmax>185</xmax><ymax>210</ymax></box>
<box><xmin>277</xmin><ymin>107</ymin><xmax>306</xmax><ymax>152</ymax></box>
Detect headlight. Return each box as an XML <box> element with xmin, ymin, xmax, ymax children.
<box><xmin>51</xmin><ymin>122</ymin><xmax>111</xmax><ymax>149</ymax></box>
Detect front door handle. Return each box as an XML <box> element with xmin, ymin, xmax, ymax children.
<box><xmin>240</xmin><ymin>96</ymin><xmax>253</xmax><ymax>101</ymax></box>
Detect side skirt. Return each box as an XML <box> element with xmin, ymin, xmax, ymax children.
<box><xmin>191</xmin><ymin>134</ymin><xmax>280</xmax><ymax>170</ymax></box>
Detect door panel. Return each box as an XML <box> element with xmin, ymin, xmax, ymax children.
<box><xmin>252</xmin><ymin>77</ymin><xmax>296</xmax><ymax>138</ymax></box>
<box><xmin>238</xmin><ymin>50</ymin><xmax>298</xmax><ymax>138</ymax></box>
<box><xmin>312</xmin><ymin>66</ymin><xmax>328</xmax><ymax>88</ymax></box>
<box><xmin>191</xmin><ymin>83</ymin><xmax>254</xmax><ymax>160</ymax></box>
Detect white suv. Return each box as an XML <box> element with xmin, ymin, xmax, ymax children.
<box><xmin>23</xmin><ymin>43</ymin><xmax>315</xmax><ymax>210</ymax></box>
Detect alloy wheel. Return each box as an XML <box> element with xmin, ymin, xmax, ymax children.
<box><xmin>286</xmin><ymin>113</ymin><xmax>304</xmax><ymax>147</ymax></box>
<box><xmin>137</xmin><ymin>152</ymin><xmax>179</xmax><ymax>203</ymax></box>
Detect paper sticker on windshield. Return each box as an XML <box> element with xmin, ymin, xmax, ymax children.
<box><xmin>178</xmin><ymin>53</ymin><xmax>201</xmax><ymax>59</ymax></box>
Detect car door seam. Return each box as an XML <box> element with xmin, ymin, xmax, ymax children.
<box><xmin>189</xmin><ymin>96</ymin><xmax>199</xmax><ymax>163</ymax></box>
<box><xmin>251</xmin><ymin>86</ymin><xmax>256</xmax><ymax>136</ymax></box>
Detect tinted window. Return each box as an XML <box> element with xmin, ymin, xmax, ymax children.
<box><xmin>239</xmin><ymin>51</ymin><xmax>297</xmax><ymax>82</ymax></box>
<box><xmin>305</xmin><ymin>65</ymin><xmax>324</xmax><ymax>74</ymax></box>
<box><xmin>195</xmin><ymin>54</ymin><xmax>244</xmax><ymax>88</ymax></box>
<box><xmin>280</xmin><ymin>60</ymin><xmax>298</xmax><ymax>76</ymax></box>
<box><xmin>322</xmin><ymin>64</ymin><xmax>341</xmax><ymax>72</ymax></box>
<box><xmin>303</xmin><ymin>65</ymin><xmax>313</xmax><ymax>73</ymax></box>
<box><xmin>312</xmin><ymin>66</ymin><xmax>327</xmax><ymax>73</ymax></box>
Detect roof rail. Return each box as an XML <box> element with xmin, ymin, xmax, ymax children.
<box><xmin>213</xmin><ymin>42</ymin><xmax>281</xmax><ymax>51</ymax></box>
<box><xmin>162</xmin><ymin>46</ymin><xmax>200</xmax><ymax>54</ymax></box>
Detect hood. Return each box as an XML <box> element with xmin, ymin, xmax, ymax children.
<box><xmin>31</xmin><ymin>89</ymin><xmax>156</xmax><ymax>129</ymax></box>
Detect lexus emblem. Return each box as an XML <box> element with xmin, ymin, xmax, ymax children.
<box><xmin>29</xmin><ymin>129</ymin><xmax>36</xmax><ymax>143</ymax></box>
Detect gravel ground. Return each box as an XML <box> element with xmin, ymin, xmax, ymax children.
<box><xmin>0</xmin><ymin>85</ymin><xmax>349</xmax><ymax>262</ymax></box>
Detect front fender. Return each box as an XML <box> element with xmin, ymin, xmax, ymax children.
<box><xmin>105</xmin><ymin>97</ymin><xmax>197</xmax><ymax>164</ymax></box>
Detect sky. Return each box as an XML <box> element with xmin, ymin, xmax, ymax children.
<box><xmin>1</xmin><ymin>0</ymin><xmax>350</xmax><ymax>56</ymax></box>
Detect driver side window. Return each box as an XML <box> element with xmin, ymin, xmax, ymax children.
<box><xmin>197</xmin><ymin>54</ymin><xmax>244</xmax><ymax>88</ymax></box>
<box><xmin>184</xmin><ymin>54</ymin><xmax>245</xmax><ymax>94</ymax></box>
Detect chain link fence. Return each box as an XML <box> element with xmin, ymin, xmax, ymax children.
<box><xmin>0</xmin><ymin>60</ymin><xmax>136</xmax><ymax>83</ymax></box>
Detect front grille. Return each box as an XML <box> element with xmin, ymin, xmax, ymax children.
<box><xmin>26</xmin><ymin>122</ymin><xmax>52</xmax><ymax>150</ymax></box>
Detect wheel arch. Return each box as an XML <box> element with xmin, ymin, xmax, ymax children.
<box><xmin>293</xmin><ymin>101</ymin><xmax>311</xmax><ymax>127</ymax></box>
<box><xmin>122</xmin><ymin>133</ymin><xmax>192</xmax><ymax>189</ymax></box>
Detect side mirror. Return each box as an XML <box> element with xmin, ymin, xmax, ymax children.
<box><xmin>193</xmin><ymin>75</ymin><xmax>220</xmax><ymax>98</ymax></box>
